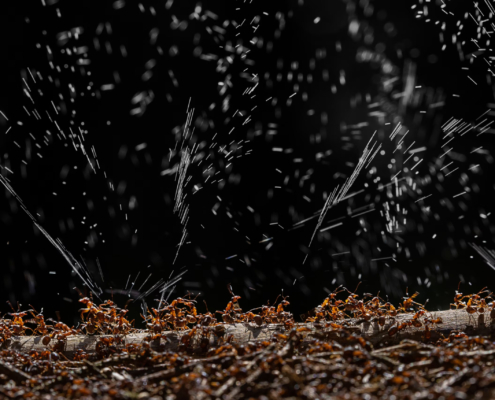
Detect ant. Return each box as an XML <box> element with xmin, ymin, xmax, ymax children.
<box><xmin>216</xmin><ymin>284</ymin><xmax>242</xmax><ymax>324</ymax></box>
<box><xmin>343</xmin><ymin>282</ymin><xmax>362</xmax><ymax>313</ymax></box>
<box><xmin>422</xmin><ymin>313</ymin><xmax>442</xmax><ymax>340</ymax></box>
<box><xmin>451</xmin><ymin>284</ymin><xmax>492</xmax><ymax>324</ymax></box>
<box><xmin>260</xmin><ymin>302</ymin><xmax>277</xmax><ymax>324</ymax></box>
<box><xmin>75</xmin><ymin>288</ymin><xmax>102</xmax><ymax>322</ymax></box>
<box><xmin>179</xmin><ymin>327</ymin><xmax>198</xmax><ymax>353</ymax></box>
<box><xmin>42</xmin><ymin>311</ymin><xmax>75</xmax><ymax>347</ymax></box>
<box><xmin>197</xmin><ymin>301</ymin><xmax>216</xmax><ymax>327</ymax></box>
<box><xmin>274</xmin><ymin>296</ymin><xmax>293</xmax><ymax>325</ymax></box>
<box><xmin>142</xmin><ymin>307</ymin><xmax>168</xmax><ymax>333</ymax></box>
<box><xmin>489</xmin><ymin>298</ymin><xmax>495</xmax><ymax>321</ymax></box>
<box><xmin>6</xmin><ymin>301</ymin><xmax>32</xmax><ymax>336</ymax></box>
<box><xmin>238</xmin><ymin>308</ymin><xmax>263</xmax><ymax>326</ymax></box>
<box><xmin>320</xmin><ymin>285</ymin><xmax>345</xmax><ymax>310</ymax></box>
<box><xmin>187</xmin><ymin>326</ymin><xmax>212</xmax><ymax>354</ymax></box>
<box><xmin>112</xmin><ymin>308</ymin><xmax>134</xmax><ymax>335</ymax></box>
<box><xmin>451</xmin><ymin>282</ymin><xmax>467</xmax><ymax>310</ymax></box>
<box><xmin>388</xmin><ymin>320</ymin><xmax>411</xmax><ymax>337</ymax></box>
<box><xmin>51</xmin><ymin>328</ymin><xmax>81</xmax><ymax>353</ymax></box>
<box><xmin>95</xmin><ymin>336</ymin><xmax>122</xmax><ymax>358</ymax></box>
<box><xmin>464</xmin><ymin>287</ymin><xmax>491</xmax><ymax>316</ymax></box>
<box><xmin>398</xmin><ymin>289</ymin><xmax>422</xmax><ymax>313</ymax></box>
<box><xmin>27</xmin><ymin>305</ymin><xmax>52</xmax><ymax>336</ymax></box>
<box><xmin>410</xmin><ymin>308</ymin><xmax>427</xmax><ymax>328</ymax></box>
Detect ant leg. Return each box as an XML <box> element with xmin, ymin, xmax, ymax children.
<box><xmin>24</xmin><ymin>326</ymin><xmax>34</xmax><ymax>334</ymax></box>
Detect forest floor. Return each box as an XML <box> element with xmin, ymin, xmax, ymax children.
<box><xmin>1</xmin><ymin>289</ymin><xmax>495</xmax><ymax>399</ymax></box>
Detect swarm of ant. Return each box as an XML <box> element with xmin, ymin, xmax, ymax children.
<box><xmin>302</xmin><ymin>283</ymin><xmax>455</xmax><ymax>341</ymax></box>
<box><xmin>1</xmin><ymin>283</ymin><xmax>495</xmax><ymax>399</ymax></box>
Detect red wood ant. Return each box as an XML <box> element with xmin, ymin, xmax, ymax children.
<box><xmin>6</xmin><ymin>301</ymin><xmax>32</xmax><ymax>336</ymax></box>
<box><xmin>216</xmin><ymin>284</ymin><xmax>243</xmax><ymax>324</ymax></box>
<box><xmin>27</xmin><ymin>305</ymin><xmax>52</xmax><ymax>336</ymax></box>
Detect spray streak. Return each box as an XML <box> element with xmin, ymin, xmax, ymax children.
<box><xmin>0</xmin><ymin>173</ymin><xmax>103</xmax><ymax>299</ymax></box>
<box><xmin>134</xmin><ymin>269</ymin><xmax>187</xmax><ymax>303</ymax></box>
<box><xmin>304</xmin><ymin>132</ymin><xmax>380</xmax><ymax>264</ymax></box>
<box><xmin>172</xmin><ymin>105</ymin><xmax>196</xmax><ymax>264</ymax></box>
<box><xmin>470</xmin><ymin>244</ymin><xmax>495</xmax><ymax>271</ymax></box>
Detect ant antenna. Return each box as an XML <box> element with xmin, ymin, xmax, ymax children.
<box><xmin>334</xmin><ymin>285</ymin><xmax>345</xmax><ymax>294</ymax></box>
<box><xmin>203</xmin><ymin>300</ymin><xmax>209</xmax><ymax>313</ymax></box>
<box><xmin>478</xmin><ymin>286</ymin><xmax>489</xmax><ymax>295</ymax></box>
<box><xmin>6</xmin><ymin>301</ymin><xmax>16</xmax><ymax>313</ymax></box>
<box><xmin>28</xmin><ymin>304</ymin><xmax>39</xmax><ymax>315</ymax></box>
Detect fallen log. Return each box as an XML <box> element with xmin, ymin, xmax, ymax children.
<box><xmin>1</xmin><ymin>309</ymin><xmax>493</xmax><ymax>356</ymax></box>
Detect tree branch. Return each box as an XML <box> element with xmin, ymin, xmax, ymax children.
<box><xmin>0</xmin><ymin>309</ymin><xmax>492</xmax><ymax>356</ymax></box>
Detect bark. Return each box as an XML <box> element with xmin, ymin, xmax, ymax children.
<box><xmin>1</xmin><ymin>309</ymin><xmax>493</xmax><ymax>356</ymax></box>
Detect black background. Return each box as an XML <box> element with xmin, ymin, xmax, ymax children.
<box><xmin>0</xmin><ymin>0</ymin><xmax>494</xmax><ymax>326</ymax></box>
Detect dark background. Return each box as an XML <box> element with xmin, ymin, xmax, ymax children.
<box><xmin>0</xmin><ymin>0</ymin><xmax>494</xmax><ymax>325</ymax></box>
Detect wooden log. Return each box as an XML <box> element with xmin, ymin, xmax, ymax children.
<box><xmin>1</xmin><ymin>309</ymin><xmax>494</xmax><ymax>356</ymax></box>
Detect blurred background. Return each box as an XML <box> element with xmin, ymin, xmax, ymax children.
<box><xmin>0</xmin><ymin>0</ymin><xmax>494</xmax><ymax>325</ymax></box>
